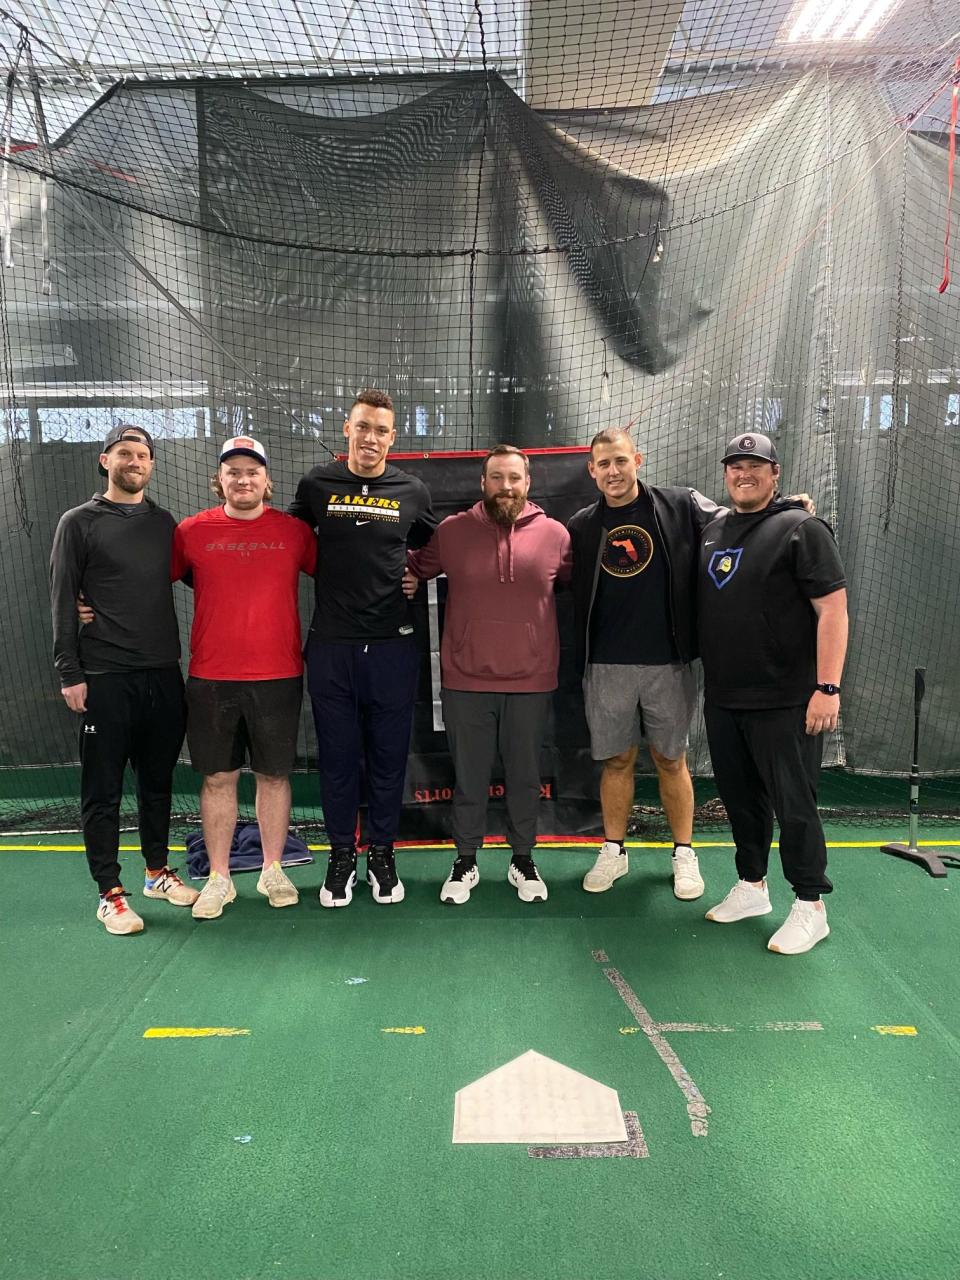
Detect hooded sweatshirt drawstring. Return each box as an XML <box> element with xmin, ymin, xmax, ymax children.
<box><xmin>495</xmin><ymin>523</ymin><xmax>516</xmax><ymax>583</ymax></box>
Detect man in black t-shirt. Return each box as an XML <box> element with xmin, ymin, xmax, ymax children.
<box><xmin>569</xmin><ymin>428</ymin><xmax>721</xmax><ymax>902</ymax></box>
<box><xmin>698</xmin><ymin>432</ymin><xmax>847</xmax><ymax>956</ymax></box>
<box><xmin>290</xmin><ymin>389</ymin><xmax>438</xmax><ymax>909</ymax></box>
<box><xmin>49</xmin><ymin>425</ymin><xmax>198</xmax><ymax>935</ymax></box>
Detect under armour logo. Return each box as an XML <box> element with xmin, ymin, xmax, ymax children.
<box><xmin>84</xmin><ymin>724</ymin><xmax>97</xmax><ymax>734</ymax></box>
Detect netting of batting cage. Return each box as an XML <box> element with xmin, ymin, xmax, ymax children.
<box><xmin>0</xmin><ymin>0</ymin><xmax>958</xmax><ymax>834</ymax></box>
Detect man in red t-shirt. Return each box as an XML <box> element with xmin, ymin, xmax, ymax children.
<box><xmin>171</xmin><ymin>437</ymin><xmax>317</xmax><ymax>921</ymax></box>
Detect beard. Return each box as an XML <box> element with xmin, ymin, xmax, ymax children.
<box><xmin>484</xmin><ymin>493</ymin><xmax>525</xmax><ymax>526</ymax></box>
<box><xmin>111</xmin><ymin>468</ymin><xmax>149</xmax><ymax>495</ymax></box>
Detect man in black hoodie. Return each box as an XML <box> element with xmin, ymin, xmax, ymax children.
<box><xmin>49</xmin><ymin>425</ymin><xmax>197</xmax><ymax>935</ymax></box>
<box><xmin>290</xmin><ymin>390</ymin><xmax>438</xmax><ymax>908</ymax></box>
<box><xmin>698</xmin><ymin>433</ymin><xmax>847</xmax><ymax>956</ymax></box>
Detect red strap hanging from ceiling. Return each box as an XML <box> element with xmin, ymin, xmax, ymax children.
<box><xmin>937</xmin><ymin>56</ymin><xmax>960</xmax><ymax>294</ymax></box>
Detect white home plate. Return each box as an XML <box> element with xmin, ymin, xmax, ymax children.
<box><xmin>452</xmin><ymin>1049</ymin><xmax>628</xmax><ymax>1144</ymax></box>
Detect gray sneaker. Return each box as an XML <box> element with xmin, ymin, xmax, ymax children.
<box><xmin>191</xmin><ymin>871</ymin><xmax>237</xmax><ymax>920</ymax></box>
<box><xmin>256</xmin><ymin>861</ymin><xmax>299</xmax><ymax>908</ymax></box>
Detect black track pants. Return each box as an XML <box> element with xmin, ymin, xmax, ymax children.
<box><xmin>440</xmin><ymin>689</ymin><xmax>552</xmax><ymax>858</ymax></box>
<box><xmin>78</xmin><ymin>668</ymin><xmax>186</xmax><ymax>893</ymax></box>
<box><xmin>704</xmin><ymin>702</ymin><xmax>832</xmax><ymax>900</ymax></box>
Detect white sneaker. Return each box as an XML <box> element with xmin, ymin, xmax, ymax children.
<box><xmin>768</xmin><ymin>899</ymin><xmax>830</xmax><ymax>955</ymax></box>
<box><xmin>440</xmin><ymin>857</ymin><xmax>480</xmax><ymax>905</ymax></box>
<box><xmin>705</xmin><ymin>879</ymin><xmax>772</xmax><ymax>923</ymax></box>
<box><xmin>671</xmin><ymin>846</ymin><xmax>704</xmax><ymax>900</ymax></box>
<box><xmin>97</xmin><ymin>888</ymin><xmax>144</xmax><ymax>936</ymax></box>
<box><xmin>143</xmin><ymin>866</ymin><xmax>199</xmax><ymax>907</ymax></box>
<box><xmin>256</xmin><ymin>861</ymin><xmax>299</xmax><ymax>908</ymax></box>
<box><xmin>508</xmin><ymin>856</ymin><xmax>548</xmax><ymax>902</ymax></box>
<box><xmin>582</xmin><ymin>841</ymin><xmax>628</xmax><ymax>893</ymax></box>
<box><xmin>191</xmin><ymin>870</ymin><xmax>237</xmax><ymax>920</ymax></box>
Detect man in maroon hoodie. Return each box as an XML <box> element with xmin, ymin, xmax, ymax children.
<box><xmin>405</xmin><ymin>446</ymin><xmax>572</xmax><ymax>904</ymax></box>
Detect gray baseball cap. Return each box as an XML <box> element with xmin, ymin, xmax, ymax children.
<box><xmin>721</xmin><ymin>432</ymin><xmax>779</xmax><ymax>465</ymax></box>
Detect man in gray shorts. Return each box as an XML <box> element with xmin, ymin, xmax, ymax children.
<box><xmin>568</xmin><ymin>428</ymin><xmax>721</xmax><ymax>900</ymax></box>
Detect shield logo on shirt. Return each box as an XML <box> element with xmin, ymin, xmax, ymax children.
<box><xmin>707</xmin><ymin>547</ymin><xmax>742</xmax><ymax>589</ymax></box>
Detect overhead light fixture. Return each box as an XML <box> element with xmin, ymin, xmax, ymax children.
<box><xmin>785</xmin><ymin>0</ymin><xmax>901</xmax><ymax>42</ymax></box>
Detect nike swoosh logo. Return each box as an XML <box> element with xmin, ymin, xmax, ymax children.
<box><xmin>705</xmin><ymin>540</ymin><xmax>716</xmax><ymax>546</ymax></box>
<box><xmin>356</xmin><ymin>519</ymin><xmax>372</xmax><ymax>526</ymax></box>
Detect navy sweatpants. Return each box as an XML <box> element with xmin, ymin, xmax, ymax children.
<box><xmin>307</xmin><ymin>637</ymin><xmax>419</xmax><ymax>848</ymax></box>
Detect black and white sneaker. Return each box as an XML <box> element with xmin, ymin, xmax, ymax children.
<box><xmin>508</xmin><ymin>855</ymin><xmax>548</xmax><ymax>903</ymax></box>
<box><xmin>319</xmin><ymin>846</ymin><xmax>357</xmax><ymax>908</ymax></box>
<box><xmin>440</xmin><ymin>856</ymin><xmax>479</xmax><ymax>905</ymax></box>
<box><xmin>367</xmin><ymin>844</ymin><xmax>405</xmax><ymax>904</ymax></box>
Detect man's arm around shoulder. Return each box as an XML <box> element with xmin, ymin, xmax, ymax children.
<box><xmin>288</xmin><ymin>473</ymin><xmax>318</xmax><ymax>527</ymax></box>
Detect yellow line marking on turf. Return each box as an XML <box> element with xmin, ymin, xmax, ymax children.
<box><xmin>4</xmin><ymin>839</ymin><xmax>959</xmax><ymax>852</ymax></box>
<box><xmin>0</xmin><ymin>844</ymin><xmax>189</xmax><ymax>852</ymax></box>
<box><xmin>143</xmin><ymin>1027</ymin><xmax>250</xmax><ymax>1038</ymax></box>
<box><xmin>381</xmin><ymin>1026</ymin><xmax>425</xmax><ymax>1035</ymax></box>
<box><xmin>872</xmin><ymin>1025</ymin><xmax>917</xmax><ymax>1036</ymax></box>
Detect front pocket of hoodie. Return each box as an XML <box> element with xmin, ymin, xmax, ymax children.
<box><xmin>452</xmin><ymin>619</ymin><xmax>540</xmax><ymax>679</ymax></box>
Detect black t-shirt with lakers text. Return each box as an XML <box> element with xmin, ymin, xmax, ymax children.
<box><xmin>289</xmin><ymin>460</ymin><xmax>437</xmax><ymax>643</ymax></box>
<box><xmin>589</xmin><ymin>489</ymin><xmax>678</xmax><ymax>665</ymax></box>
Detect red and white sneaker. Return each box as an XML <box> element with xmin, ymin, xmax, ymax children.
<box><xmin>97</xmin><ymin>888</ymin><xmax>144</xmax><ymax>935</ymax></box>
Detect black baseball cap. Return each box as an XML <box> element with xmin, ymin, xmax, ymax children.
<box><xmin>721</xmin><ymin>432</ymin><xmax>779</xmax><ymax>465</ymax></box>
<box><xmin>99</xmin><ymin>425</ymin><xmax>155</xmax><ymax>476</ymax></box>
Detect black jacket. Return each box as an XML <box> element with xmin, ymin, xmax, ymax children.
<box><xmin>568</xmin><ymin>483</ymin><xmax>721</xmax><ymax>673</ymax></box>
<box><xmin>49</xmin><ymin>494</ymin><xmax>180</xmax><ymax>686</ymax></box>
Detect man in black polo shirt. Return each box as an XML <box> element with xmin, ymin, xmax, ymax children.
<box><xmin>698</xmin><ymin>432</ymin><xmax>847</xmax><ymax>955</ymax></box>
<box><xmin>50</xmin><ymin>425</ymin><xmax>197</xmax><ymax>935</ymax></box>
<box><xmin>569</xmin><ymin>428</ymin><xmax>720</xmax><ymax>902</ymax></box>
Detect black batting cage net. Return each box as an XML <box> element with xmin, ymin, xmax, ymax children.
<box><xmin>1</xmin><ymin>0</ymin><xmax>959</xmax><ymax>833</ymax></box>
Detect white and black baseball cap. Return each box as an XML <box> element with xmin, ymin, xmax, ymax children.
<box><xmin>721</xmin><ymin>432</ymin><xmax>779</xmax><ymax>465</ymax></box>
<box><xmin>219</xmin><ymin>435</ymin><xmax>268</xmax><ymax>466</ymax></box>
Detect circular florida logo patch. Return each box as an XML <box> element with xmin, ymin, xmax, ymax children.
<box><xmin>602</xmin><ymin>524</ymin><xmax>654</xmax><ymax>577</ymax></box>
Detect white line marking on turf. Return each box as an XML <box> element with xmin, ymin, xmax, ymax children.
<box><xmin>632</xmin><ymin>1020</ymin><xmax>824</xmax><ymax>1034</ymax></box>
<box><xmin>604</xmin><ymin>968</ymin><xmax>712</xmax><ymax>1137</ymax></box>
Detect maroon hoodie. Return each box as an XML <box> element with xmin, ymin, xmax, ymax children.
<box><xmin>407</xmin><ymin>500</ymin><xmax>572</xmax><ymax>693</ymax></box>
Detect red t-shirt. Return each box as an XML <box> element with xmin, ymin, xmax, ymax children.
<box><xmin>171</xmin><ymin>506</ymin><xmax>317</xmax><ymax>681</ymax></box>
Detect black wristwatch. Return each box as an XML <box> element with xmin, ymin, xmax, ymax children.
<box><xmin>816</xmin><ymin>683</ymin><xmax>841</xmax><ymax>696</ymax></box>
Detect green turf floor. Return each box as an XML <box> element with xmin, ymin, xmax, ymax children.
<box><xmin>1</xmin><ymin>833</ymin><xmax>959</xmax><ymax>1280</ymax></box>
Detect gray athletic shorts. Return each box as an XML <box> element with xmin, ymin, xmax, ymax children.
<box><xmin>583</xmin><ymin>662</ymin><xmax>697</xmax><ymax>762</ymax></box>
